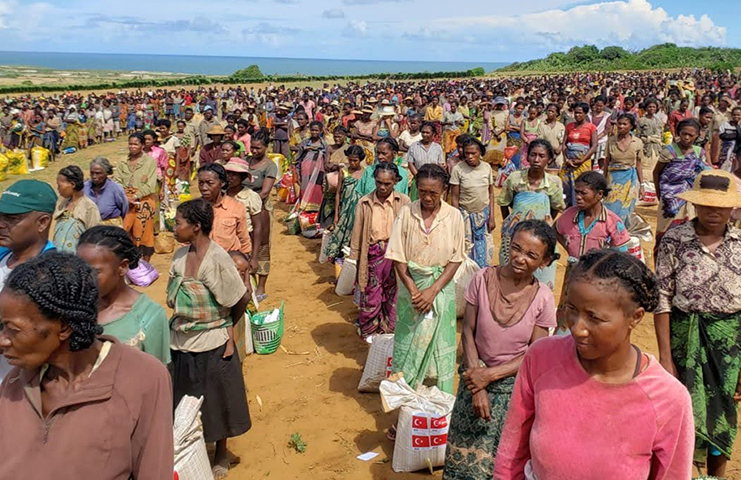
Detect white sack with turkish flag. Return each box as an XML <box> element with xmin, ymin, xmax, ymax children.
<box><xmin>380</xmin><ymin>373</ymin><xmax>456</xmax><ymax>473</ymax></box>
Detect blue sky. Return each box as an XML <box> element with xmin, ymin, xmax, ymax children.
<box><xmin>0</xmin><ymin>0</ymin><xmax>736</xmax><ymax>63</ymax></box>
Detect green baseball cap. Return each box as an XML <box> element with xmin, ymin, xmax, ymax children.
<box><xmin>0</xmin><ymin>179</ymin><xmax>57</xmax><ymax>214</ymax></box>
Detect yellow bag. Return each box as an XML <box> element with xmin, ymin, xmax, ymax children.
<box><xmin>30</xmin><ymin>147</ymin><xmax>49</xmax><ymax>170</ymax></box>
<box><xmin>7</xmin><ymin>149</ymin><xmax>28</xmax><ymax>175</ymax></box>
<box><xmin>267</xmin><ymin>153</ymin><xmax>289</xmax><ymax>176</ymax></box>
<box><xmin>0</xmin><ymin>153</ymin><xmax>8</xmax><ymax>181</ymax></box>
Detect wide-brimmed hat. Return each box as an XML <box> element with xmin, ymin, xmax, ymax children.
<box><xmin>207</xmin><ymin>125</ymin><xmax>226</xmax><ymax>136</ymax></box>
<box><xmin>279</xmin><ymin>102</ymin><xmax>292</xmax><ymax>111</ymax></box>
<box><xmin>367</xmin><ymin>96</ymin><xmax>378</xmax><ymax>104</ymax></box>
<box><xmin>677</xmin><ymin>170</ymin><xmax>741</xmax><ymax>208</ymax></box>
<box><xmin>224</xmin><ymin>158</ymin><xmax>251</xmax><ymax>175</ymax></box>
<box><xmin>361</xmin><ymin>106</ymin><xmax>374</xmax><ymax>114</ymax></box>
<box><xmin>380</xmin><ymin>106</ymin><xmax>395</xmax><ymax>117</ymax></box>
<box><xmin>380</xmin><ymin>99</ymin><xmax>391</xmax><ymax>106</ymax></box>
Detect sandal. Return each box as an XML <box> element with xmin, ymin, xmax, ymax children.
<box><xmin>256</xmin><ymin>293</ymin><xmax>268</xmax><ymax>302</ymax></box>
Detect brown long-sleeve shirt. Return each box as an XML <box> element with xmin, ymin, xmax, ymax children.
<box><xmin>0</xmin><ymin>336</ymin><xmax>174</xmax><ymax>480</ymax></box>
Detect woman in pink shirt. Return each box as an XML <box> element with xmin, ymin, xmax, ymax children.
<box><xmin>493</xmin><ymin>250</ymin><xmax>694</xmax><ymax>480</ymax></box>
<box><xmin>142</xmin><ymin>129</ymin><xmax>168</xmax><ymax>182</ymax></box>
<box><xmin>443</xmin><ymin>220</ymin><xmax>558</xmax><ymax>480</ymax></box>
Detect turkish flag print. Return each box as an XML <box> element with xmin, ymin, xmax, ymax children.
<box><xmin>430</xmin><ymin>434</ymin><xmax>447</xmax><ymax>446</ymax></box>
<box><xmin>412</xmin><ymin>415</ymin><xmax>429</xmax><ymax>429</ymax></box>
<box><xmin>412</xmin><ymin>435</ymin><xmax>431</xmax><ymax>449</ymax></box>
<box><xmin>430</xmin><ymin>416</ymin><xmax>447</xmax><ymax>429</ymax></box>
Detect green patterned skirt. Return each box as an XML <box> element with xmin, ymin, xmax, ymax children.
<box><xmin>670</xmin><ymin>308</ymin><xmax>741</xmax><ymax>460</ymax></box>
<box><xmin>443</xmin><ymin>371</ymin><xmax>515</xmax><ymax>480</ymax></box>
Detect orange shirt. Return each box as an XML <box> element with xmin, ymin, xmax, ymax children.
<box><xmin>210</xmin><ymin>195</ymin><xmax>251</xmax><ymax>255</ymax></box>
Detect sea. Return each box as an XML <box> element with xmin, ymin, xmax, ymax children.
<box><xmin>0</xmin><ymin>51</ymin><xmax>507</xmax><ymax>76</ymax></box>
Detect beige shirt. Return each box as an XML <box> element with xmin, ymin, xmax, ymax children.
<box><xmin>53</xmin><ymin>195</ymin><xmax>102</xmax><ymax>229</ymax></box>
<box><xmin>369</xmin><ymin>192</ymin><xmax>395</xmax><ymax>243</ymax></box>
<box><xmin>536</xmin><ymin>121</ymin><xmax>566</xmax><ymax>166</ymax></box>
<box><xmin>169</xmin><ymin>241</ymin><xmax>247</xmax><ymax>352</ymax></box>
<box><xmin>606</xmin><ymin>135</ymin><xmax>645</xmax><ymax>169</ymax></box>
<box><xmin>385</xmin><ymin>200</ymin><xmax>467</xmax><ymax>267</ymax></box>
<box><xmin>113</xmin><ymin>154</ymin><xmax>158</xmax><ymax>198</ymax></box>
<box><xmin>450</xmin><ymin>161</ymin><xmax>493</xmax><ymax>213</ymax></box>
<box><xmin>234</xmin><ymin>187</ymin><xmax>263</xmax><ymax>233</ymax></box>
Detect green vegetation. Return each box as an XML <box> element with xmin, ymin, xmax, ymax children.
<box><xmin>0</xmin><ymin>68</ymin><xmax>488</xmax><ymax>94</ymax></box>
<box><xmin>232</xmin><ymin>64</ymin><xmax>264</xmax><ymax>79</ymax></box>
<box><xmin>287</xmin><ymin>432</ymin><xmax>307</xmax><ymax>454</ymax></box>
<box><xmin>499</xmin><ymin>43</ymin><xmax>741</xmax><ymax>72</ymax></box>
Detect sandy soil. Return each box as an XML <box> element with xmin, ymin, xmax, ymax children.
<box><xmin>1</xmin><ymin>141</ymin><xmax>739</xmax><ymax>479</ymax></box>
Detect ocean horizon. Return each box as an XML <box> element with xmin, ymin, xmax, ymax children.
<box><xmin>0</xmin><ymin>51</ymin><xmax>509</xmax><ymax>76</ymax></box>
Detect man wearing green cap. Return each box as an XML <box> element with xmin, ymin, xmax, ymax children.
<box><xmin>0</xmin><ymin>179</ymin><xmax>57</xmax><ymax>381</ymax></box>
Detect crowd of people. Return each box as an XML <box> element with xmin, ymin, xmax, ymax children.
<box><xmin>0</xmin><ymin>67</ymin><xmax>741</xmax><ymax>479</ymax></box>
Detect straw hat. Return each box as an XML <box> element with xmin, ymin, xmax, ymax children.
<box><xmin>677</xmin><ymin>170</ymin><xmax>741</xmax><ymax>208</ymax></box>
<box><xmin>279</xmin><ymin>102</ymin><xmax>292</xmax><ymax>111</ymax></box>
<box><xmin>367</xmin><ymin>96</ymin><xmax>378</xmax><ymax>104</ymax></box>
<box><xmin>224</xmin><ymin>158</ymin><xmax>251</xmax><ymax>175</ymax></box>
<box><xmin>361</xmin><ymin>106</ymin><xmax>374</xmax><ymax>114</ymax></box>
<box><xmin>380</xmin><ymin>99</ymin><xmax>391</xmax><ymax>106</ymax></box>
<box><xmin>207</xmin><ymin>125</ymin><xmax>226</xmax><ymax>136</ymax></box>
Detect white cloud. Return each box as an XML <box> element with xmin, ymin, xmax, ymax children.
<box><xmin>343</xmin><ymin>19</ymin><xmax>367</xmax><ymax>37</ymax></box>
<box><xmin>406</xmin><ymin>0</ymin><xmax>726</xmax><ymax>50</ymax></box>
<box><xmin>0</xmin><ymin>1</ymin><xmax>11</xmax><ymax>29</ymax></box>
<box><xmin>322</xmin><ymin>8</ymin><xmax>345</xmax><ymax>19</ymax></box>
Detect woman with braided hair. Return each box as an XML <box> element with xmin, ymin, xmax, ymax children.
<box><xmin>77</xmin><ymin>225</ymin><xmax>170</xmax><ymax>364</ymax></box>
<box><xmin>493</xmin><ymin>250</ymin><xmax>693</xmax><ymax>480</ymax></box>
<box><xmin>0</xmin><ymin>252</ymin><xmax>174</xmax><ymax>479</ymax></box>
<box><xmin>169</xmin><ymin>198</ymin><xmax>251</xmax><ymax>479</ymax></box>
<box><xmin>245</xmin><ymin>127</ymin><xmax>279</xmax><ymax>301</ymax></box>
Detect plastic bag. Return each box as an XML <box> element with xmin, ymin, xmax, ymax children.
<box><xmin>173</xmin><ymin>396</ymin><xmax>214</xmax><ymax>480</ymax></box>
<box><xmin>126</xmin><ymin>260</ymin><xmax>159</xmax><ymax>287</ymax></box>
<box><xmin>30</xmin><ymin>146</ymin><xmax>49</xmax><ymax>170</ymax></box>
<box><xmin>380</xmin><ymin>374</ymin><xmax>455</xmax><ymax>473</ymax></box>
<box><xmin>6</xmin><ymin>149</ymin><xmax>28</xmax><ymax>175</ymax></box>
<box><xmin>638</xmin><ymin>181</ymin><xmax>657</xmax><ymax>205</ymax></box>
<box><xmin>0</xmin><ymin>153</ymin><xmax>8</xmax><ymax>181</ymax></box>
<box><xmin>454</xmin><ymin>257</ymin><xmax>480</xmax><ymax>318</ymax></box>
<box><xmin>495</xmin><ymin>160</ymin><xmax>516</xmax><ymax>188</ymax></box>
<box><xmin>277</xmin><ymin>171</ymin><xmax>297</xmax><ymax>204</ymax></box>
<box><xmin>335</xmin><ymin>257</ymin><xmax>357</xmax><ymax>296</ymax></box>
<box><xmin>318</xmin><ymin>230</ymin><xmax>331</xmax><ymax>264</ymax></box>
<box><xmin>357</xmin><ymin>333</ymin><xmax>395</xmax><ymax>393</ymax></box>
<box><xmin>299</xmin><ymin>212</ymin><xmax>320</xmax><ymax>238</ymax></box>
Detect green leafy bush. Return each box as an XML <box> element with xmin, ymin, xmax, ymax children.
<box><xmin>498</xmin><ymin>44</ymin><xmax>741</xmax><ymax>72</ymax></box>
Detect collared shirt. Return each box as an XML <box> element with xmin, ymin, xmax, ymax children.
<box><xmin>197</xmin><ymin>117</ymin><xmax>220</xmax><ymax>146</ymax></box>
<box><xmin>554</xmin><ymin>205</ymin><xmax>629</xmax><ymax>259</ymax></box>
<box><xmin>606</xmin><ymin>134</ymin><xmax>645</xmax><ymax>169</ymax></box>
<box><xmin>655</xmin><ymin>221</ymin><xmax>741</xmax><ymax>314</ymax></box>
<box><xmin>424</xmin><ymin>105</ymin><xmax>444</xmax><ymax>122</ymax></box>
<box><xmin>407</xmin><ymin>141</ymin><xmax>445</xmax><ymax>169</ymax></box>
<box><xmin>355</xmin><ymin>162</ymin><xmax>410</xmax><ymax>198</ymax></box>
<box><xmin>385</xmin><ymin>200</ymin><xmax>467</xmax><ymax>267</ymax></box>
<box><xmin>199</xmin><ymin>142</ymin><xmax>224</xmax><ymax>166</ymax></box>
<box><xmin>210</xmin><ymin>195</ymin><xmax>251</xmax><ymax>256</ymax></box>
<box><xmin>84</xmin><ymin>179</ymin><xmax>129</xmax><ymax>221</ymax></box>
<box><xmin>369</xmin><ymin>192</ymin><xmax>395</xmax><ymax>243</ymax></box>
<box><xmin>0</xmin><ymin>337</ymin><xmax>174</xmax><ymax>480</ymax></box>
<box><xmin>497</xmin><ymin>169</ymin><xmax>566</xmax><ymax>211</ymax></box>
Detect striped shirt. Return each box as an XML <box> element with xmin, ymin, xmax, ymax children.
<box><xmin>407</xmin><ymin>141</ymin><xmax>445</xmax><ymax>169</ymax></box>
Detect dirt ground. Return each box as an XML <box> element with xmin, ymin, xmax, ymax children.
<box><xmin>2</xmin><ymin>140</ymin><xmax>740</xmax><ymax>480</ymax></box>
